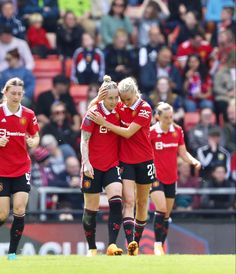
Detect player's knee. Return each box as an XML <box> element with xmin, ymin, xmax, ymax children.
<box><xmin>13</xmin><ymin>206</ymin><xmax>26</xmax><ymax>216</ymax></box>
<box><xmin>0</xmin><ymin>211</ymin><xmax>8</xmax><ymax>224</ymax></box>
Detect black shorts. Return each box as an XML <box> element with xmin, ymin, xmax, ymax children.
<box><xmin>150</xmin><ymin>180</ymin><xmax>176</xmax><ymax>198</ymax></box>
<box><xmin>82</xmin><ymin>166</ymin><xmax>122</xmax><ymax>194</ymax></box>
<box><xmin>120</xmin><ymin>160</ymin><xmax>156</xmax><ymax>185</ymax></box>
<box><xmin>0</xmin><ymin>173</ymin><xmax>31</xmax><ymax>197</ymax></box>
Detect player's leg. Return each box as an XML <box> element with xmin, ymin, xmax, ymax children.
<box><xmin>162</xmin><ymin>183</ymin><xmax>176</xmax><ymax>246</ymax></box>
<box><xmin>150</xmin><ymin>183</ymin><xmax>167</xmax><ymax>255</ymax></box>
<box><xmin>10</xmin><ymin>191</ymin><xmax>29</xmax><ymax>258</ymax></box>
<box><xmin>83</xmin><ymin>193</ymin><xmax>100</xmax><ymax>256</ymax></box>
<box><xmin>120</xmin><ymin>162</ymin><xmax>136</xmax><ymax>246</ymax></box>
<box><xmin>134</xmin><ymin>183</ymin><xmax>151</xmax><ymax>245</ymax></box>
<box><xmin>104</xmin><ymin>166</ymin><xmax>123</xmax><ymax>255</ymax></box>
<box><xmin>0</xmin><ymin>178</ymin><xmax>11</xmax><ymax>226</ymax></box>
<box><xmin>134</xmin><ymin>161</ymin><xmax>156</xmax><ymax>247</ymax></box>
<box><xmin>0</xmin><ymin>197</ymin><xmax>10</xmax><ymax>227</ymax></box>
<box><xmin>9</xmin><ymin>174</ymin><xmax>31</xmax><ymax>259</ymax></box>
<box><xmin>81</xmin><ymin>169</ymin><xmax>101</xmax><ymax>256</ymax></box>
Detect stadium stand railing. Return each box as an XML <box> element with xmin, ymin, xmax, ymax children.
<box><xmin>36</xmin><ymin>187</ymin><xmax>236</xmax><ymax>221</ymax></box>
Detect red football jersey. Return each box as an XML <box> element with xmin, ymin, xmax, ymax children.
<box><xmin>81</xmin><ymin>102</ymin><xmax>120</xmax><ymax>171</ymax></box>
<box><xmin>0</xmin><ymin>103</ymin><xmax>39</xmax><ymax>177</ymax></box>
<box><xmin>150</xmin><ymin>122</ymin><xmax>185</xmax><ymax>184</ymax></box>
<box><xmin>176</xmin><ymin>40</ymin><xmax>213</xmax><ymax>63</ymax></box>
<box><xmin>116</xmin><ymin>98</ymin><xmax>153</xmax><ymax>164</ymax></box>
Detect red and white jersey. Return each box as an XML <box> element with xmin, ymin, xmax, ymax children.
<box><xmin>150</xmin><ymin>122</ymin><xmax>185</xmax><ymax>184</ymax></box>
<box><xmin>0</xmin><ymin>103</ymin><xmax>39</xmax><ymax>177</ymax></box>
<box><xmin>81</xmin><ymin>102</ymin><xmax>120</xmax><ymax>171</ymax></box>
<box><xmin>116</xmin><ymin>98</ymin><xmax>153</xmax><ymax>164</ymax></box>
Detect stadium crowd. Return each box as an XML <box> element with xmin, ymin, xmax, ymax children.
<box><xmin>0</xmin><ymin>0</ymin><xmax>235</xmax><ymax>219</ymax></box>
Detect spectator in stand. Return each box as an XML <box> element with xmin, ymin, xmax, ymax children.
<box><xmin>27</xmin><ymin>13</ymin><xmax>53</xmax><ymax>58</ymax></box>
<box><xmin>41</xmin><ymin>134</ymin><xmax>76</xmax><ymax>175</ymax></box>
<box><xmin>35</xmin><ymin>74</ymin><xmax>80</xmax><ymax>131</ymax></box>
<box><xmin>100</xmin><ymin>0</ymin><xmax>133</xmax><ymax>46</ymax></box>
<box><xmin>104</xmin><ymin>29</ymin><xmax>134</xmax><ymax>82</ymax></box>
<box><xmin>213</xmin><ymin>49</ymin><xmax>235</xmax><ymax>123</ymax></box>
<box><xmin>71</xmin><ymin>33</ymin><xmax>105</xmax><ymax>85</ymax></box>
<box><xmin>138</xmin><ymin>1</ymin><xmax>169</xmax><ymax>47</ymax></box>
<box><xmin>210</xmin><ymin>30</ymin><xmax>235</xmax><ymax>76</ymax></box>
<box><xmin>0</xmin><ymin>0</ymin><xmax>25</xmax><ymax>39</ymax></box>
<box><xmin>175</xmin><ymin>159</ymin><xmax>201</xmax><ymax>210</ymax></box>
<box><xmin>230</xmin><ymin>152</ymin><xmax>236</xmax><ymax>181</ymax></box>
<box><xmin>139</xmin><ymin>25</ymin><xmax>166</xmax><ymax>70</ymax></box>
<box><xmin>0</xmin><ymin>48</ymin><xmax>35</xmax><ymax>107</ymax></box>
<box><xmin>176</xmin><ymin>29</ymin><xmax>213</xmax><ymax>69</ymax></box>
<box><xmin>56</xmin><ymin>156</ymin><xmax>83</xmax><ymax>213</ymax></box>
<box><xmin>167</xmin><ymin>0</ymin><xmax>202</xmax><ymax>23</ymax></box>
<box><xmin>149</xmin><ymin>77</ymin><xmax>184</xmax><ymax>124</ymax></box>
<box><xmin>56</xmin><ymin>10</ymin><xmax>84</xmax><ymax>58</ymax></box>
<box><xmin>197</xmin><ymin>126</ymin><xmax>231</xmax><ymax>179</ymax></box>
<box><xmin>140</xmin><ymin>46</ymin><xmax>182</xmax><ymax>95</ymax></box>
<box><xmin>183</xmin><ymin>54</ymin><xmax>213</xmax><ymax>112</ymax></box>
<box><xmin>223</xmin><ymin>100</ymin><xmax>236</xmax><ymax>154</ymax></box>
<box><xmin>170</xmin><ymin>11</ymin><xmax>199</xmax><ymax>48</ymax></box>
<box><xmin>211</xmin><ymin>5</ymin><xmax>236</xmax><ymax>46</ymax></box>
<box><xmin>40</xmin><ymin>101</ymin><xmax>80</xmax><ymax>155</ymax></box>
<box><xmin>200</xmin><ymin>165</ymin><xmax>234</xmax><ymax>210</ymax></box>
<box><xmin>187</xmin><ymin>107</ymin><xmax>217</xmax><ymax>154</ymax></box>
<box><xmin>17</xmin><ymin>0</ymin><xmax>59</xmax><ymax>32</ymax></box>
<box><xmin>0</xmin><ymin>25</ymin><xmax>34</xmax><ymax>72</ymax></box>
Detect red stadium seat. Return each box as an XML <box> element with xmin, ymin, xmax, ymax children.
<box><xmin>34</xmin><ymin>78</ymin><xmax>53</xmax><ymax>100</ymax></box>
<box><xmin>70</xmin><ymin>84</ymin><xmax>89</xmax><ymax>103</ymax></box>
<box><xmin>184</xmin><ymin>112</ymin><xmax>200</xmax><ymax>132</ymax></box>
<box><xmin>33</xmin><ymin>59</ymin><xmax>62</xmax><ymax>78</ymax></box>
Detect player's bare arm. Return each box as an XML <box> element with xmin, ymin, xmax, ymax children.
<box><xmin>26</xmin><ymin>132</ymin><xmax>40</xmax><ymax>148</ymax></box>
<box><xmin>80</xmin><ymin>130</ymin><xmax>94</xmax><ymax>179</ymax></box>
<box><xmin>0</xmin><ymin>136</ymin><xmax>9</xmax><ymax>147</ymax></box>
<box><xmin>89</xmin><ymin>111</ymin><xmax>141</xmax><ymax>139</ymax></box>
<box><xmin>87</xmin><ymin>86</ymin><xmax>108</xmax><ymax>109</ymax></box>
<box><xmin>178</xmin><ymin>145</ymin><xmax>201</xmax><ymax>170</ymax></box>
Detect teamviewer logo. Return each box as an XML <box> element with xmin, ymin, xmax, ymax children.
<box><xmin>0</xmin><ymin>128</ymin><xmax>6</xmax><ymax>138</ymax></box>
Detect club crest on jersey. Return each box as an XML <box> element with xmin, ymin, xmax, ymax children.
<box><xmin>152</xmin><ymin>181</ymin><xmax>159</xmax><ymax>188</ymax></box>
<box><xmin>99</xmin><ymin>126</ymin><xmax>108</xmax><ymax>133</ymax></box>
<box><xmin>0</xmin><ymin>182</ymin><xmax>3</xmax><ymax>192</ymax></box>
<box><xmin>132</xmin><ymin>110</ymin><xmax>137</xmax><ymax>117</ymax></box>
<box><xmin>172</xmin><ymin>131</ymin><xmax>177</xmax><ymax>138</ymax></box>
<box><xmin>20</xmin><ymin>117</ymin><xmax>27</xmax><ymax>125</ymax></box>
<box><xmin>83</xmin><ymin>180</ymin><xmax>91</xmax><ymax>189</ymax></box>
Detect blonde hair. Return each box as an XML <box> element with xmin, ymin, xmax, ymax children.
<box><xmin>1</xmin><ymin>77</ymin><xmax>24</xmax><ymax>94</ymax></box>
<box><xmin>29</xmin><ymin>13</ymin><xmax>43</xmax><ymax>24</ymax></box>
<box><xmin>156</xmin><ymin>102</ymin><xmax>173</xmax><ymax>115</ymax></box>
<box><xmin>101</xmin><ymin>75</ymin><xmax>118</xmax><ymax>90</ymax></box>
<box><xmin>118</xmin><ymin>77</ymin><xmax>140</xmax><ymax>96</ymax></box>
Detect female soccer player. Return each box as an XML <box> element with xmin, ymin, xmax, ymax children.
<box><xmin>0</xmin><ymin>77</ymin><xmax>40</xmax><ymax>260</ymax></box>
<box><xmin>149</xmin><ymin>102</ymin><xmax>201</xmax><ymax>255</ymax></box>
<box><xmin>89</xmin><ymin>77</ymin><xmax>156</xmax><ymax>255</ymax></box>
<box><xmin>80</xmin><ymin>76</ymin><xmax>123</xmax><ymax>256</ymax></box>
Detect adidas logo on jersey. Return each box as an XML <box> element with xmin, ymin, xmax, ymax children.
<box><xmin>1</xmin><ymin>118</ymin><xmax>6</xmax><ymax>122</ymax></box>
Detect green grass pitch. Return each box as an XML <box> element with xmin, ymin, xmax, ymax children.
<box><xmin>0</xmin><ymin>255</ymin><xmax>235</xmax><ymax>274</ymax></box>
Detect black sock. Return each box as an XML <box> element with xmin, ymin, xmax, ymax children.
<box><xmin>9</xmin><ymin>214</ymin><xmax>25</xmax><ymax>254</ymax></box>
<box><xmin>123</xmin><ymin>217</ymin><xmax>134</xmax><ymax>244</ymax></box>
<box><xmin>108</xmin><ymin>196</ymin><xmax>122</xmax><ymax>245</ymax></box>
<box><xmin>153</xmin><ymin>211</ymin><xmax>165</xmax><ymax>243</ymax></box>
<box><xmin>162</xmin><ymin>218</ymin><xmax>169</xmax><ymax>244</ymax></box>
<box><xmin>134</xmin><ymin>219</ymin><xmax>147</xmax><ymax>244</ymax></box>
<box><xmin>82</xmin><ymin>209</ymin><xmax>97</xmax><ymax>249</ymax></box>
